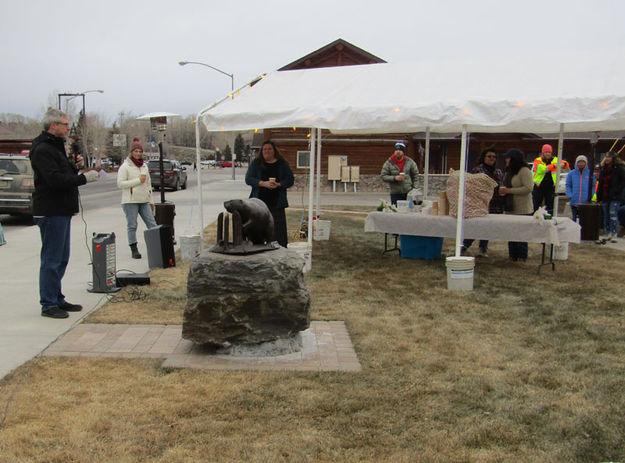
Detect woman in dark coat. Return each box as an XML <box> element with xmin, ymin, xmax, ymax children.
<box><xmin>462</xmin><ymin>148</ymin><xmax>504</xmax><ymax>257</ymax></box>
<box><xmin>245</xmin><ymin>141</ymin><xmax>294</xmax><ymax>247</ymax></box>
<box><xmin>596</xmin><ymin>151</ymin><xmax>625</xmax><ymax>242</ymax></box>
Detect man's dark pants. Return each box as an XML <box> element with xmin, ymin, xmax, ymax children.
<box><xmin>35</xmin><ymin>215</ymin><xmax>72</xmax><ymax>312</ymax></box>
<box><xmin>532</xmin><ymin>184</ymin><xmax>554</xmax><ymax>215</ymax></box>
<box><xmin>618</xmin><ymin>205</ymin><xmax>625</xmax><ymax>227</ymax></box>
<box><xmin>390</xmin><ymin>193</ymin><xmax>407</xmax><ymax>206</ymax></box>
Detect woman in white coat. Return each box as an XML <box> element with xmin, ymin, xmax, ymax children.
<box><xmin>116</xmin><ymin>138</ymin><xmax>157</xmax><ymax>259</ymax></box>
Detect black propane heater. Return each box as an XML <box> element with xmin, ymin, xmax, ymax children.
<box><xmin>136</xmin><ymin>112</ymin><xmax>180</xmax><ymax>242</ymax></box>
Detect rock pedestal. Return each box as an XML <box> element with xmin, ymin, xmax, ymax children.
<box><xmin>183</xmin><ymin>247</ymin><xmax>311</xmax><ymax>346</ymax></box>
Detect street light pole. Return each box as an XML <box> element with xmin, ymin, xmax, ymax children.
<box><xmin>179</xmin><ymin>60</ymin><xmax>236</xmax><ymax>180</ymax></box>
<box><xmin>178</xmin><ymin>61</ymin><xmax>234</xmax><ymax>92</ymax></box>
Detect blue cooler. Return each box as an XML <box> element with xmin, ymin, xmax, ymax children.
<box><xmin>400</xmin><ymin>235</ymin><xmax>443</xmax><ymax>259</ymax></box>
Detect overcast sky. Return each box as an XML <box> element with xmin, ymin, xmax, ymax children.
<box><xmin>2</xmin><ymin>0</ymin><xmax>624</xmax><ymax>122</ymax></box>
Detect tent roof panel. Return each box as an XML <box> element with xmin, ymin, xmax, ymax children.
<box><xmin>201</xmin><ymin>51</ymin><xmax>625</xmax><ymax>134</ymax></box>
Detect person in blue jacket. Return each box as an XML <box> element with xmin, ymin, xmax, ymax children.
<box><xmin>245</xmin><ymin>141</ymin><xmax>294</xmax><ymax>247</ymax></box>
<box><xmin>565</xmin><ymin>155</ymin><xmax>593</xmax><ymax>222</ymax></box>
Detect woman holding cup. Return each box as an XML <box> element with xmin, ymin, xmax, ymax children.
<box><xmin>245</xmin><ymin>141</ymin><xmax>294</xmax><ymax>247</ymax></box>
<box><xmin>380</xmin><ymin>141</ymin><xmax>419</xmax><ymax>205</ymax></box>
<box><xmin>117</xmin><ymin>137</ymin><xmax>157</xmax><ymax>259</ymax></box>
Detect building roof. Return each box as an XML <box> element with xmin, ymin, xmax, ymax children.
<box><xmin>278</xmin><ymin>38</ymin><xmax>386</xmax><ymax>71</ymax></box>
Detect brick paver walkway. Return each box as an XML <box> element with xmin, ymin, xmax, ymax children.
<box><xmin>42</xmin><ymin>321</ymin><xmax>361</xmax><ymax>372</ymax></box>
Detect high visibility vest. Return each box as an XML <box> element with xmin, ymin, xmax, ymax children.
<box><xmin>532</xmin><ymin>156</ymin><xmax>569</xmax><ymax>186</ymax></box>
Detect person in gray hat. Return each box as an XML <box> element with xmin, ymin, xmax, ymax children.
<box><xmin>380</xmin><ymin>141</ymin><xmax>419</xmax><ymax>205</ymax></box>
<box><xmin>565</xmin><ymin>154</ymin><xmax>593</xmax><ymax>222</ymax></box>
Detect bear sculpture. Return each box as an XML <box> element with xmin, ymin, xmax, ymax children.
<box><xmin>224</xmin><ymin>198</ymin><xmax>274</xmax><ymax>245</ymax></box>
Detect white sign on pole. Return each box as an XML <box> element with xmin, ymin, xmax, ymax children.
<box><xmin>112</xmin><ymin>134</ymin><xmax>127</xmax><ymax>147</ymax></box>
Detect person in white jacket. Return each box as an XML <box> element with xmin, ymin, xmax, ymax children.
<box><xmin>117</xmin><ymin>137</ymin><xmax>157</xmax><ymax>259</ymax></box>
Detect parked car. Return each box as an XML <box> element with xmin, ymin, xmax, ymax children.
<box><xmin>200</xmin><ymin>160</ymin><xmax>217</xmax><ymax>168</ymax></box>
<box><xmin>218</xmin><ymin>161</ymin><xmax>232</xmax><ymax>168</ymax></box>
<box><xmin>147</xmin><ymin>159</ymin><xmax>188</xmax><ymax>191</ymax></box>
<box><xmin>0</xmin><ymin>154</ymin><xmax>34</xmax><ymax>217</ymax></box>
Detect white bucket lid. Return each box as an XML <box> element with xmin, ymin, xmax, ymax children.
<box><xmin>446</xmin><ymin>256</ymin><xmax>475</xmax><ymax>263</ymax></box>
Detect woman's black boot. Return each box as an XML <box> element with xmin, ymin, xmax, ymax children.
<box><xmin>130</xmin><ymin>243</ymin><xmax>142</xmax><ymax>259</ymax></box>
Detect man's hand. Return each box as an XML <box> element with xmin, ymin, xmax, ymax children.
<box><xmin>150</xmin><ymin>203</ymin><xmax>155</xmax><ymax>214</ymax></box>
<box><xmin>75</xmin><ymin>154</ymin><xmax>85</xmax><ymax>168</ymax></box>
<box><xmin>84</xmin><ymin>170</ymin><xmax>99</xmax><ymax>183</ymax></box>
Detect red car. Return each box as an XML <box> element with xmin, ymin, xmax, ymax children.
<box><xmin>218</xmin><ymin>161</ymin><xmax>232</xmax><ymax>168</ymax></box>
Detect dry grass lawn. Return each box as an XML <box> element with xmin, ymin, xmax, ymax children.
<box><xmin>1</xmin><ymin>209</ymin><xmax>624</xmax><ymax>462</ymax></box>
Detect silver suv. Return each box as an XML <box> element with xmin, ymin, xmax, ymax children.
<box><xmin>0</xmin><ymin>154</ymin><xmax>34</xmax><ymax>217</ymax></box>
<box><xmin>147</xmin><ymin>159</ymin><xmax>188</xmax><ymax>191</ymax></box>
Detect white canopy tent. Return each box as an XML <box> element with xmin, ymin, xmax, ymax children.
<box><xmin>197</xmin><ymin>51</ymin><xmax>625</xmax><ymax>259</ymax></box>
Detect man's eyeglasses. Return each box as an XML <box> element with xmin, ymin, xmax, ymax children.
<box><xmin>485</xmin><ymin>155</ymin><xmax>496</xmax><ymax>159</ymax></box>
<box><xmin>55</xmin><ymin>122</ymin><xmax>69</xmax><ymax>127</ymax></box>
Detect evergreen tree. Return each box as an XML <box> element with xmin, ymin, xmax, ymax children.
<box><xmin>234</xmin><ymin>133</ymin><xmax>245</xmax><ymax>160</ymax></box>
<box><xmin>223</xmin><ymin>144</ymin><xmax>232</xmax><ymax>161</ymax></box>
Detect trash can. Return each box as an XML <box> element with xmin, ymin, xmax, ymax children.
<box><xmin>155</xmin><ymin>201</ymin><xmax>176</xmax><ymax>241</ymax></box>
<box><xmin>577</xmin><ymin>203</ymin><xmax>600</xmax><ymax>241</ymax></box>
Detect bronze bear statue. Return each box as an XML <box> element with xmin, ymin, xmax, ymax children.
<box><xmin>224</xmin><ymin>198</ymin><xmax>275</xmax><ymax>245</ymax></box>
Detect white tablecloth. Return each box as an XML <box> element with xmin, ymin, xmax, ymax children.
<box><xmin>365</xmin><ymin>212</ymin><xmax>580</xmax><ymax>245</ymax></box>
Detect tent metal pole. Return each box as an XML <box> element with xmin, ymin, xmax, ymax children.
<box><xmin>424</xmin><ymin>127</ymin><xmax>431</xmax><ymax>198</ymax></box>
<box><xmin>308</xmin><ymin>129</ymin><xmax>316</xmax><ymax>254</ymax></box>
<box><xmin>231</xmin><ymin>133</ymin><xmax>237</xmax><ymax>180</ymax></box>
<box><xmin>455</xmin><ymin>126</ymin><xmax>468</xmax><ymax>257</ymax></box>
<box><xmin>316</xmin><ymin>128</ymin><xmax>322</xmax><ymax>220</ymax></box>
<box><xmin>194</xmin><ymin>115</ymin><xmax>204</xmax><ymax>250</ymax></box>
<box><xmin>553</xmin><ymin>123</ymin><xmax>565</xmax><ymax>218</ymax></box>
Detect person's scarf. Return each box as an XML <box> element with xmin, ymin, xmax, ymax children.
<box><xmin>391</xmin><ymin>153</ymin><xmax>405</xmax><ymax>172</ymax></box>
<box><xmin>130</xmin><ymin>156</ymin><xmax>144</xmax><ymax>168</ymax></box>
<box><xmin>481</xmin><ymin>162</ymin><xmax>495</xmax><ymax>176</ymax></box>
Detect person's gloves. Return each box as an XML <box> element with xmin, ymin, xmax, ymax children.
<box><xmin>84</xmin><ymin>170</ymin><xmax>99</xmax><ymax>183</ymax></box>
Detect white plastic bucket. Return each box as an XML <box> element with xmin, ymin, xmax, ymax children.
<box><xmin>179</xmin><ymin>234</ymin><xmax>201</xmax><ymax>261</ymax></box>
<box><xmin>553</xmin><ymin>242</ymin><xmax>569</xmax><ymax>261</ymax></box>
<box><xmin>313</xmin><ymin>220</ymin><xmax>331</xmax><ymax>241</ymax></box>
<box><xmin>445</xmin><ymin>256</ymin><xmax>475</xmax><ymax>291</ymax></box>
<box><xmin>288</xmin><ymin>242</ymin><xmax>312</xmax><ymax>273</ymax></box>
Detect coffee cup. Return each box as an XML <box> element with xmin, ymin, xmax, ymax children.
<box><xmin>269</xmin><ymin>177</ymin><xmax>276</xmax><ymax>183</ymax></box>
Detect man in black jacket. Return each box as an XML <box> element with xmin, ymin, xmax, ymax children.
<box><xmin>30</xmin><ymin>108</ymin><xmax>99</xmax><ymax>319</ymax></box>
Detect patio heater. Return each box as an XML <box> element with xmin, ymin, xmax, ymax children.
<box><xmin>137</xmin><ymin>112</ymin><xmax>180</xmax><ymax>241</ymax></box>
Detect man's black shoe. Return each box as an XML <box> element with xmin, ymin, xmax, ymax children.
<box><xmin>42</xmin><ymin>307</ymin><xmax>69</xmax><ymax>319</ymax></box>
<box><xmin>59</xmin><ymin>301</ymin><xmax>83</xmax><ymax>312</ymax></box>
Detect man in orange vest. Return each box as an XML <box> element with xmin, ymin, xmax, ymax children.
<box><xmin>532</xmin><ymin>144</ymin><xmax>569</xmax><ymax>215</ymax></box>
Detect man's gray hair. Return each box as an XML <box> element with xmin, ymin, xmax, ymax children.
<box><xmin>42</xmin><ymin>108</ymin><xmax>68</xmax><ymax>130</ymax></box>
